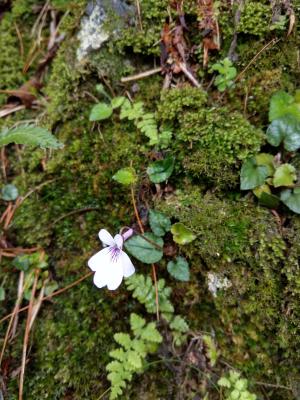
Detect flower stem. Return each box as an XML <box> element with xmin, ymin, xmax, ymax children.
<box><xmin>130</xmin><ymin>184</ymin><xmax>159</xmax><ymax>320</ymax></box>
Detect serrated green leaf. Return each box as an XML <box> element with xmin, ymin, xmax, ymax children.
<box><xmin>267</xmin><ymin>115</ymin><xmax>300</xmax><ymax>151</ymax></box>
<box><xmin>106</xmin><ymin>360</ymin><xmax>121</xmax><ymax>372</ymax></box>
<box><xmin>124</xmin><ymin>233</ymin><xmax>163</xmax><ymax>264</ymax></box>
<box><xmin>167</xmin><ymin>256</ymin><xmax>190</xmax><ymax>281</ymax></box>
<box><xmin>240</xmin><ymin>157</ymin><xmax>269</xmax><ymax>190</ymax></box>
<box><xmin>147</xmin><ymin>155</ymin><xmax>175</xmax><ymax>183</ymax></box>
<box><xmin>114</xmin><ymin>333</ymin><xmax>132</xmax><ymax>350</ymax></box>
<box><xmin>269</xmin><ymin>91</ymin><xmax>300</xmax><ymax>122</ymax></box>
<box><xmin>112</xmin><ymin>167</ymin><xmax>137</xmax><ymax>185</ymax></box>
<box><xmin>149</xmin><ymin>209</ymin><xmax>171</xmax><ymax>236</ymax></box>
<box><xmin>111</xmin><ymin>96</ymin><xmax>126</xmax><ymax>109</ymax></box>
<box><xmin>89</xmin><ymin>102</ymin><xmax>113</xmax><ymax>121</ymax></box>
<box><xmin>273</xmin><ymin>164</ymin><xmax>296</xmax><ymax>187</ymax></box>
<box><xmin>171</xmin><ymin>223</ymin><xmax>196</xmax><ymax>245</ymax></box>
<box><xmin>280</xmin><ymin>188</ymin><xmax>300</xmax><ymax>213</ymax></box>
<box><xmin>109</xmin><ymin>348</ymin><xmax>126</xmax><ymax>361</ymax></box>
<box><xmin>0</xmin><ymin>287</ymin><xmax>5</xmax><ymax>301</ymax></box>
<box><xmin>141</xmin><ymin>322</ymin><xmax>162</xmax><ymax>343</ymax></box>
<box><xmin>1</xmin><ymin>184</ymin><xmax>18</xmax><ymax>201</ymax></box>
<box><xmin>127</xmin><ymin>351</ymin><xmax>142</xmax><ymax>369</ymax></box>
<box><xmin>0</xmin><ymin>126</ymin><xmax>63</xmax><ymax>149</ymax></box>
<box><xmin>170</xmin><ymin>315</ymin><xmax>189</xmax><ymax>333</ymax></box>
<box><xmin>218</xmin><ymin>377</ymin><xmax>231</xmax><ymax>388</ymax></box>
<box><xmin>130</xmin><ymin>313</ymin><xmax>145</xmax><ymax>334</ymax></box>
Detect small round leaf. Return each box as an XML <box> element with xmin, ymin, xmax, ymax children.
<box><xmin>171</xmin><ymin>223</ymin><xmax>196</xmax><ymax>245</ymax></box>
<box><xmin>167</xmin><ymin>256</ymin><xmax>190</xmax><ymax>281</ymax></box>
<box><xmin>112</xmin><ymin>167</ymin><xmax>137</xmax><ymax>185</ymax></box>
<box><xmin>89</xmin><ymin>103</ymin><xmax>113</xmax><ymax>121</ymax></box>
<box><xmin>149</xmin><ymin>210</ymin><xmax>171</xmax><ymax>237</ymax></box>
<box><xmin>1</xmin><ymin>184</ymin><xmax>19</xmax><ymax>201</ymax></box>
<box><xmin>240</xmin><ymin>158</ymin><xmax>269</xmax><ymax>190</ymax></box>
<box><xmin>147</xmin><ymin>156</ymin><xmax>175</xmax><ymax>183</ymax></box>
<box><xmin>273</xmin><ymin>164</ymin><xmax>296</xmax><ymax>187</ymax></box>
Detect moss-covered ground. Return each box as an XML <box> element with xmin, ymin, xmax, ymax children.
<box><xmin>0</xmin><ymin>0</ymin><xmax>300</xmax><ymax>399</ymax></box>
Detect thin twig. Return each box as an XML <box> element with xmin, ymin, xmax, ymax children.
<box><xmin>19</xmin><ymin>269</ymin><xmax>39</xmax><ymax>400</ymax></box>
<box><xmin>178</xmin><ymin>62</ymin><xmax>201</xmax><ymax>88</ymax></box>
<box><xmin>121</xmin><ymin>67</ymin><xmax>162</xmax><ymax>83</ymax></box>
<box><xmin>130</xmin><ymin>185</ymin><xmax>160</xmax><ymax>320</ymax></box>
<box><xmin>0</xmin><ymin>272</ymin><xmax>24</xmax><ymax>367</ymax></box>
<box><xmin>130</xmin><ymin>186</ymin><xmax>144</xmax><ymax>234</ymax></box>
<box><xmin>135</xmin><ymin>0</ymin><xmax>143</xmax><ymax>31</ymax></box>
<box><xmin>235</xmin><ymin>38</ymin><xmax>280</xmax><ymax>82</ymax></box>
<box><xmin>0</xmin><ymin>272</ymin><xmax>93</xmax><ymax>325</ymax></box>
<box><xmin>52</xmin><ymin>207</ymin><xmax>101</xmax><ymax>226</ymax></box>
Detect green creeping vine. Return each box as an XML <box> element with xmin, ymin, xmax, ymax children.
<box><xmin>106</xmin><ymin>313</ymin><xmax>162</xmax><ymax>400</ymax></box>
<box><xmin>240</xmin><ymin>90</ymin><xmax>300</xmax><ymax>214</ymax></box>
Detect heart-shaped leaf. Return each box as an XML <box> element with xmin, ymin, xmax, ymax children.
<box><xmin>240</xmin><ymin>157</ymin><xmax>269</xmax><ymax>190</ymax></box>
<box><xmin>89</xmin><ymin>103</ymin><xmax>113</xmax><ymax>121</ymax></box>
<box><xmin>1</xmin><ymin>184</ymin><xmax>19</xmax><ymax>201</ymax></box>
<box><xmin>124</xmin><ymin>233</ymin><xmax>163</xmax><ymax>264</ymax></box>
<box><xmin>267</xmin><ymin>115</ymin><xmax>300</xmax><ymax>151</ymax></box>
<box><xmin>273</xmin><ymin>164</ymin><xmax>297</xmax><ymax>187</ymax></box>
<box><xmin>171</xmin><ymin>223</ymin><xmax>196</xmax><ymax>245</ymax></box>
<box><xmin>112</xmin><ymin>167</ymin><xmax>137</xmax><ymax>185</ymax></box>
<box><xmin>280</xmin><ymin>188</ymin><xmax>300</xmax><ymax>214</ymax></box>
<box><xmin>167</xmin><ymin>256</ymin><xmax>190</xmax><ymax>281</ymax></box>
<box><xmin>149</xmin><ymin>210</ymin><xmax>171</xmax><ymax>237</ymax></box>
<box><xmin>147</xmin><ymin>156</ymin><xmax>175</xmax><ymax>183</ymax></box>
<box><xmin>255</xmin><ymin>153</ymin><xmax>275</xmax><ymax>176</ymax></box>
<box><xmin>269</xmin><ymin>91</ymin><xmax>300</xmax><ymax>122</ymax></box>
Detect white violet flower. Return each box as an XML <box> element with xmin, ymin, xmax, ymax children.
<box><xmin>88</xmin><ymin>228</ymin><xmax>135</xmax><ymax>290</ymax></box>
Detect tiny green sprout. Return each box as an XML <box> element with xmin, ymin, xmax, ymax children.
<box><xmin>210</xmin><ymin>58</ymin><xmax>237</xmax><ymax>92</ymax></box>
<box><xmin>112</xmin><ymin>167</ymin><xmax>137</xmax><ymax>186</ymax></box>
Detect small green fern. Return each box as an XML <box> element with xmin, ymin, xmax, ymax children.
<box><xmin>120</xmin><ymin>100</ymin><xmax>172</xmax><ymax>148</ymax></box>
<box><xmin>125</xmin><ymin>274</ymin><xmax>189</xmax><ymax>345</ymax></box>
<box><xmin>125</xmin><ymin>273</ymin><xmax>174</xmax><ymax>321</ymax></box>
<box><xmin>107</xmin><ymin>313</ymin><xmax>162</xmax><ymax>399</ymax></box>
<box><xmin>0</xmin><ymin>125</ymin><xmax>63</xmax><ymax>149</ymax></box>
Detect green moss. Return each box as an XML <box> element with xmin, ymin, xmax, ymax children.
<box><xmin>159</xmin><ymin>188</ymin><xmax>300</xmax><ymax>395</ymax></box>
<box><xmin>238</xmin><ymin>2</ymin><xmax>272</xmax><ymax>37</ymax></box>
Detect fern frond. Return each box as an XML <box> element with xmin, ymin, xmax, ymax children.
<box><xmin>0</xmin><ymin>125</ymin><xmax>64</xmax><ymax>149</ymax></box>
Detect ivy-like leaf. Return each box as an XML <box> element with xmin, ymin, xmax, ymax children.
<box><xmin>171</xmin><ymin>223</ymin><xmax>196</xmax><ymax>245</ymax></box>
<box><xmin>167</xmin><ymin>256</ymin><xmax>190</xmax><ymax>281</ymax></box>
<box><xmin>147</xmin><ymin>155</ymin><xmax>175</xmax><ymax>183</ymax></box>
<box><xmin>89</xmin><ymin>102</ymin><xmax>113</xmax><ymax>121</ymax></box>
<box><xmin>240</xmin><ymin>157</ymin><xmax>269</xmax><ymax>190</ymax></box>
<box><xmin>112</xmin><ymin>167</ymin><xmax>137</xmax><ymax>185</ymax></box>
<box><xmin>269</xmin><ymin>91</ymin><xmax>300</xmax><ymax>122</ymax></box>
<box><xmin>280</xmin><ymin>188</ymin><xmax>300</xmax><ymax>214</ymax></box>
<box><xmin>0</xmin><ymin>126</ymin><xmax>63</xmax><ymax>149</ymax></box>
<box><xmin>267</xmin><ymin>115</ymin><xmax>300</xmax><ymax>151</ymax></box>
<box><xmin>149</xmin><ymin>209</ymin><xmax>171</xmax><ymax>237</ymax></box>
<box><xmin>124</xmin><ymin>233</ymin><xmax>163</xmax><ymax>264</ymax></box>
<box><xmin>273</xmin><ymin>164</ymin><xmax>296</xmax><ymax>187</ymax></box>
<box><xmin>255</xmin><ymin>153</ymin><xmax>275</xmax><ymax>176</ymax></box>
<box><xmin>1</xmin><ymin>184</ymin><xmax>18</xmax><ymax>201</ymax></box>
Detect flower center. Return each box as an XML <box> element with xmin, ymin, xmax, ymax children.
<box><xmin>109</xmin><ymin>246</ymin><xmax>121</xmax><ymax>263</ymax></box>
